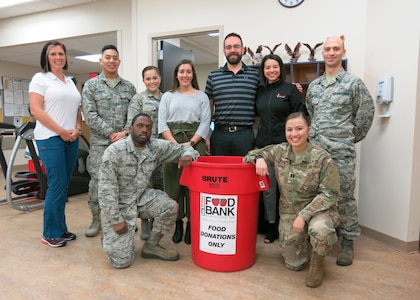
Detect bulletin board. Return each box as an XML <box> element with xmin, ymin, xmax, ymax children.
<box><xmin>1</xmin><ymin>76</ymin><xmax>32</xmax><ymax>126</ymax></box>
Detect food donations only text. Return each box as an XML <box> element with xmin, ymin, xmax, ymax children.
<box><xmin>199</xmin><ymin>192</ymin><xmax>238</xmax><ymax>254</ymax></box>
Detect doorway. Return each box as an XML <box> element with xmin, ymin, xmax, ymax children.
<box><xmin>157</xmin><ymin>41</ymin><xmax>195</xmax><ymax>93</ymax></box>
<box><xmin>151</xmin><ymin>28</ymin><xmax>222</xmax><ymax>91</ymax></box>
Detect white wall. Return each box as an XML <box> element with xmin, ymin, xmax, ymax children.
<box><xmin>0</xmin><ymin>0</ymin><xmax>419</xmax><ymax>249</ymax></box>
<box><xmin>136</xmin><ymin>0</ymin><xmax>369</xmax><ymax>86</ymax></box>
<box><xmin>0</xmin><ymin>61</ymin><xmax>39</xmax><ymax>80</ymax></box>
<box><xmin>195</xmin><ymin>64</ymin><xmax>218</xmax><ymax>92</ymax></box>
<box><xmin>359</xmin><ymin>0</ymin><xmax>420</xmax><ymax>245</ymax></box>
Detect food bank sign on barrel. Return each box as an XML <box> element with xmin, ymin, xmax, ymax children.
<box><xmin>200</xmin><ymin>193</ymin><xmax>238</xmax><ymax>254</ymax></box>
<box><xmin>180</xmin><ymin>156</ymin><xmax>269</xmax><ymax>272</ymax></box>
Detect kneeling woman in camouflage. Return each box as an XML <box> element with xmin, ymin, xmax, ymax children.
<box><xmin>243</xmin><ymin>112</ymin><xmax>340</xmax><ymax>288</ymax></box>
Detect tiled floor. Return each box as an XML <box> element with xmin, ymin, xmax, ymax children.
<box><xmin>0</xmin><ymin>166</ymin><xmax>419</xmax><ymax>299</ymax></box>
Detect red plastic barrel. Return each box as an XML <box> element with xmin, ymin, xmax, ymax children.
<box><xmin>180</xmin><ymin>156</ymin><xmax>269</xmax><ymax>272</ymax></box>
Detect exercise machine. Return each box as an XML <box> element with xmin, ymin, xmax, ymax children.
<box><xmin>2</xmin><ymin>122</ymin><xmax>47</xmax><ymax>211</ymax></box>
<box><xmin>2</xmin><ymin>121</ymin><xmax>90</xmax><ymax>211</ymax></box>
<box><xmin>0</xmin><ymin>123</ymin><xmax>16</xmax><ymax>185</ymax></box>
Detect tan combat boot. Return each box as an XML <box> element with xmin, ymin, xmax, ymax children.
<box><xmin>85</xmin><ymin>208</ymin><xmax>101</xmax><ymax>237</ymax></box>
<box><xmin>336</xmin><ymin>238</ymin><xmax>354</xmax><ymax>266</ymax></box>
<box><xmin>305</xmin><ymin>251</ymin><xmax>325</xmax><ymax>288</ymax></box>
<box><xmin>141</xmin><ymin>232</ymin><xmax>179</xmax><ymax>261</ymax></box>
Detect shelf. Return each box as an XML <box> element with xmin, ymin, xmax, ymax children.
<box><xmin>290</xmin><ymin>62</ymin><xmax>319</xmax><ymax>83</ymax></box>
<box><xmin>285</xmin><ymin>59</ymin><xmax>348</xmax><ymax>102</ymax></box>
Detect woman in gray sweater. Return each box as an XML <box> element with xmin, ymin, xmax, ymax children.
<box><xmin>158</xmin><ymin>59</ymin><xmax>211</xmax><ymax>244</ymax></box>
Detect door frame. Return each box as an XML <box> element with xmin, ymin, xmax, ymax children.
<box><xmin>149</xmin><ymin>26</ymin><xmax>224</xmax><ymax>68</ymax></box>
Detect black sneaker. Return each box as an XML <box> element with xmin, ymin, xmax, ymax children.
<box><xmin>62</xmin><ymin>232</ymin><xmax>77</xmax><ymax>241</ymax></box>
<box><xmin>41</xmin><ymin>237</ymin><xmax>67</xmax><ymax>248</ymax></box>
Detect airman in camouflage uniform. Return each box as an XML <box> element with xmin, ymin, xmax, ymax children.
<box><xmin>81</xmin><ymin>45</ymin><xmax>136</xmax><ymax>238</ymax></box>
<box><xmin>305</xmin><ymin>36</ymin><xmax>375</xmax><ymax>266</ymax></box>
<box><xmin>244</xmin><ymin>112</ymin><xmax>340</xmax><ymax>288</ymax></box>
<box><xmin>127</xmin><ymin>89</ymin><xmax>161</xmax><ymax>137</ymax></box>
<box><xmin>127</xmin><ymin>66</ymin><xmax>163</xmax><ymax>190</ymax></box>
<box><xmin>126</xmin><ymin>66</ymin><xmax>163</xmax><ymax>240</ymax></box>
<box><xmin>99</xmin><ymin>113</ymin><xmax>199</xmax><ymax>269</ymax></box>
<box><xmin>127</xmin><ymin>66</ymin><xmax>162</xmax><ymax>139</ymax></box>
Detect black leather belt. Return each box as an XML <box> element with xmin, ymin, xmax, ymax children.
<box><xmin>216</xmin><ymin>125</ymin><xmax>252</xmax><ymax>133</ymax></box>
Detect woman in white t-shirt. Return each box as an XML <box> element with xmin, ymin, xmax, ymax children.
<box><xmin>29</xmin><ymin>40</ymin><xmax>82</xmax><ymax>248</ymax></box>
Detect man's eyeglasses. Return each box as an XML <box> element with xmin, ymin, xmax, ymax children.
<box><xmin>224</xmin><ymin>45</ymin><xmax>242</xmax><ymax>50</ymax></box>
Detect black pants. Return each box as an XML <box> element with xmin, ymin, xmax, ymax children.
<box><xmin>210</xmin><ymin>127</ymin><xmax>254</xmax><ymax>156</ymax></box>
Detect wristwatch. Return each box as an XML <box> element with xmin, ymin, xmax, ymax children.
<box><xmin>189</xmin><ymin>140</ymin><xmax>195</xmax><ymax>146</ymax></box>
<box><xmin>254</xmin><ymin>155</ymin><xmax>263</xmax><ymax>164</ymax></box>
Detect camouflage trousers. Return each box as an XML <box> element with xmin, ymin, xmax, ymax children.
<box><xmin>150</xmin><ymin>164</ymin><xmax>164</xmax><ymax>191</ymax></box>
<box><xmin>102</xmin><ymin>188</ymin><xmax>178</xmax><ymax>269</ymax></box>
<box><xmin>333</xmin><ymin>155</ymin><xmax>360</xmax><ymax>241</ymax></box>
<box><xmin>86</xmin><ymin>145</ymin><xmax>108</xmax><ymax>211</ymax></box>
<box><xmin>279</xmin><ymin>209</ymin><xmax>340</xmax><ymax>270</ymax></box>
<box><xmin>311</xmin><ymin>135</ymin><xmax>360</xmax><ymax>241</ymax></box>
<box><xmin>140</xmin><ymin>166</ymin><xmax>163</xmax><ymax>226</ymax></box>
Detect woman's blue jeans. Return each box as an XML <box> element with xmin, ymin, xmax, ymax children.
<box><xmin>36</xmin><ymin>136</ymin><xmax>79</xmax><ymax>239</ymax></box>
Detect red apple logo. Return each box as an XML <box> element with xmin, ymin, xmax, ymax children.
<box><xmin>212</xmin><ymin>198</ymin><xmax>220</xmax><ymax>206</ymax></box>
<box><xmin>220</xmin><ymin>198</ymin><xmax>227</xmax><ymax>207</ymax></box>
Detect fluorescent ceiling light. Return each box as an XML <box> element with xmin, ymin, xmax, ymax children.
<box><xmin>208</xmin><ymin>32</ymin><xmax>219</xmax><ymax>37</ymax></box>
<box><xmin>75</xmin><ymin>54</ymin><xmax>101</xmax><ymax>63</ymax></box>
<box><xmin>0</xmin><ymin>0</ymin><xmax>38</xmax><ymax>9</ymax></box>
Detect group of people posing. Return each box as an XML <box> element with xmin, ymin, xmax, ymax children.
<box><xmin>28</xmin><ymin>32</ymin><xmax>374</xmax><ymax>288</ymax></box>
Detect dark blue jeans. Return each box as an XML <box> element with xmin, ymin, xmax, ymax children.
<box><xmin>36</xmin><ymin>136</ymin><xmax>79</xmax><ymax>239</ymax></box>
